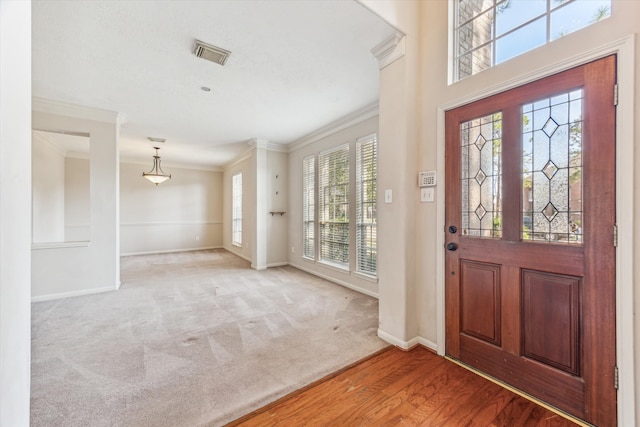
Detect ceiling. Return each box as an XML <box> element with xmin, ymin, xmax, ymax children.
<box><xmin>32</xmin><ymin>1</ymin><xmax>397</xmax><ymax>169</ymax></box>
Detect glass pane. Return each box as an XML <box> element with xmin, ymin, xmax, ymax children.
<box><xmin>458</xmin><ymin>0</ymin><xmax>494</xmax><ymax>25</ymax></box>
<box><xmin>551</xmin><ymin>0</ymin><xmax>611</xmax><ymax>41</ymax></box>
<box><xmin>457</xmin><ymin>46</ymin><xmax>493</xmax><ymax>81</ymax></box>
<box><xmin>457</xmin><ymin>9</ymin><xmax>494</xmax><ymax>55</ymax></box>
<box><xmin>522</xmin><ymin>89</ymin><xmax>583</xmax><ymax>244</ymax></box>
<box><xmin>495</xmin><ymin>16</ymin><xmax>546</xmax><ymax>64</ymax></box>
<box><xmin>461</xmin><ymin>112</ymin><xmax>502</xmax><ymax>238</ymax></box>
<box><xmin>496</xmin><ymin>0</ymin><xmax>546</xmax><ymax>36</ymax></box>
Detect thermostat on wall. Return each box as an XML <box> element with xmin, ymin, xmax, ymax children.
<box><xmin>418</xmin><ymin>171</ymin><xmax>436</xmax><ymax>187</ymax></box>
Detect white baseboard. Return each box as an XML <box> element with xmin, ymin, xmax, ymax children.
<box><xmin>31</xmin><ymin>284</ymin><xmax>117</xmax><ymax>303</ymax></box>
<box><xmin>291</xmin><ymin>263</ymin><xmax>379</xmax><ymax>299</ymax></box>
<box><xmin>377</xmin><ymin>329</ymin><xmax>438</xmax><ymax>352</ymax></box>
<box><xmin>120</xmin><ymin>246</ymin><xmax>222</xmax><ymax>257</ymax></box>
<box><xmin>266</xmin><ymin>262</ymin><xmax>289</xmax><ymax>268</ymax></box>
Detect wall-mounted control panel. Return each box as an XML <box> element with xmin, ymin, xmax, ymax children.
<box><xmin>418</xmin><ymin>171</ymin><xmax>436</xmax><ymax>187</ymax></box>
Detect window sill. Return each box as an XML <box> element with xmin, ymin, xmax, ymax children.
<box><xmin>232</xmin><ymin>243</ymin><xmax>242</xmax><ymax>248</ymax></box>
<box><xmin>318</xmin><ymin>260</ymin><xmax>350</xmax><ymax>274</ymax></box>
<box><xmin>355</xmin><ymin>271</ymin><xmax>378</xmax><ymax>283</ymax></box>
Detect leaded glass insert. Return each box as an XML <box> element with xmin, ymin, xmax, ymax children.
<box><xmin>461</xmin><ymin>112</ymin><xmax>502</xmax><ymax>238</ymax></box>
<box><xmin>522</xmin><ymin>89</ymin><xmax>583</xmax><ymax>243</ymax></box>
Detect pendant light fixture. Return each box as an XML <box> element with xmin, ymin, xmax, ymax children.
<box><xmin>142</xmin><ymin>146</ymin><xmax>171</xmax><ymax>185</ymax></box>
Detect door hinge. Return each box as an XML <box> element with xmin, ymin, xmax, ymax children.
<box><xmin>614</xmin><ymin>84</ymin><xmax>619</xmax><ymax>106</ymax></box>
<box><xmin>614</xmin><ymin>366</ymin><xmax>619</xmax><ymax>390</ymax></box>
<box><xmin>613</xmin><ymin>224</ymin><xmax>618</xmax><ymax>247</ymax></box>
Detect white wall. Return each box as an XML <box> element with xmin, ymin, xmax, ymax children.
<box><xmin>120</xmin><ymin>161</ymin><xmax>223</xmax><ymax>255</ymax></box>
<box><xmin>32</xmin><ymin>132</ymin><xmax>65</xmax><ymax>243</ymax></box>
<box><xmin>65</xmin><ymin>156</ymin><xmax>90</xmax><ymax>241</ymax></box>
<box><xmin>31</xmin><ymin>101</ymin><xmax>121</xmax><ymax>301</ymax></box>
<box><xmin>288</xmin><ymin>116</ymin><xmax>379</xmax><ymax>297</ymax></box>
<box><xmin>0</xmin><ymin>2</ymin><xmax>32</xmax><ymax>425</ymax></box>
<box><xmin>267</xmin><ymin>150</ymin><xmax>289</xmax><ymax>266</ymax></box>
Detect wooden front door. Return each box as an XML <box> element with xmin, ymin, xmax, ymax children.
<box><xmin>445</xmin><ymin>56</ymin><xmax>616</xmax><ymax>426</ymax></box>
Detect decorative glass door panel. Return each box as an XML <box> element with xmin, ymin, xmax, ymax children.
<box><xmin>461</xmin><ymin>113</ymin><xmax>502</xmax><ymax>238</ymax></box>
<box><xmin>522</xmin><ymin>90</ymin><xmax>583</xmax><ymax>243</ymax></box>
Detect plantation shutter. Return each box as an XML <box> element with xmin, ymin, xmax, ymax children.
<box><xmin>356</xmin><ymin>134</ymin><xmax>377</xmax><ymax>275</ymax></box>
<box><xmin>318</xmin><ymin>144</ymin><xmax>349</xmax><ymax>268</ymax></box>
<box><xmin>302</xmin><ymin>155</ymin><xmax>315</xmax><ymax>259</ymax></box>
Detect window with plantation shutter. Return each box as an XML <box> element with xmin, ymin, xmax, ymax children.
<box><xmin>318</xmin><ymin>145</ymin><xmax>349</xmax><ymax>269</ymax></box>
<box><xmin>302</xmin><ymin>155</ymin><xmax>315</xmax><ymax>259</ymax></box>
<box><xmin>356</xmin><ymin>134</ymin><xmax>377</xmax><ymax>276</ymax></box>
<box><xmin>232</xmin><ymin>173</ymin><xmax>242</xmax><ymax>246</ymax></box>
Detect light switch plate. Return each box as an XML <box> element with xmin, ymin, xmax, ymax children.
<box><xmin>421</xmin><ymin>187</ymin><xmax>434</xmax><ymax>203</ymax></box>
<box><xmin>385</xmin><ymin>189</ymin><xmax>392</xmax><ymax>203</ymax></box>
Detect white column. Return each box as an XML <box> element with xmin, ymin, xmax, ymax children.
<box><xmin>374</xmin><ymin>32</ymin><xmax>420</xmax><ymax>347</ymax></box>
<box><xmin>0</xmin><ymin>1</ymin><xmax>32</xmax><ymax>425</ymax></box>
<box><xmin>251</xmin><ymin>139</ymin><xmax>268</xmax><ymax>270</ymax></box>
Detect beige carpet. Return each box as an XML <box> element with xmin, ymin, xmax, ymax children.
<box><xmin>31</xmin><ymin>249</ymin><xmax>386</xmax><ymax>426</ymax></box>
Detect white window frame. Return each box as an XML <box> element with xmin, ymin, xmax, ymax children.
<box><xmin>232</xmin><ymin>173</ymin><xmax>242</xmax><ymax>247</ymax></box>
<box><xmin>302</xmin><ymin>155</ymin><xmax>316</xmax><ymax>260</ymax></box>
<box><xmin>453</xmin><ymin>0</ymin><xmax>612</xmax><ymax>82</ymax></box>
<box><xmin>356</xmin><ymin>134</ymin><xmax>378</xmax><ymax>277</ymax></box>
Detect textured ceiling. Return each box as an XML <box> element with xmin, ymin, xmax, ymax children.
<box><xmin>32</xmin><ymin>1</ymin><xmax>397</xmax><ymax>169</ymax></box>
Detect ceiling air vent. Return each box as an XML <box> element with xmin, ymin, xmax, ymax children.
<box><xmin>192</xmin><ymin>40</ymin><xmax>231</xmax><ymax>66</ymax></box>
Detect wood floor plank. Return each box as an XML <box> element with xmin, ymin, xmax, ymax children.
<box><xmin>231</xmin><ymin>346</ymin><xmax>580</xmax><ymax>427</ymax></box>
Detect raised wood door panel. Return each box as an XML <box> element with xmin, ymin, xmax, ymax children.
<box><xmin>445</xmin><ymin>55</ymin><xmax>616</xmax><ymax>426</ymax></box>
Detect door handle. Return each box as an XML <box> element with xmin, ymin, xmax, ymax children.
<box><xmin>448</xmin><ymin>225</ymin><xmax>458</xmax><ymax>234</ymax></box>
<box><xmin>446</xmin><ymin>242</ymin><xmax>458</xmax><ymax>251</ymax></box>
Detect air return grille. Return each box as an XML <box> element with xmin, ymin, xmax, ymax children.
<box><xmin>192</xmin><ymin>40</ymin><xmax>231</xmax><ymax>66</ymax></box>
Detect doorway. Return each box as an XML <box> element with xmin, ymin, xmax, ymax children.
<box><xmin>445</xmin><ymin>55</ymin><xmax>616</xmax><ymax>425</ymax></box>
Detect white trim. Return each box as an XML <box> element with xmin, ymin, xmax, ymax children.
<box><xmin>266</xmin><ymin>262</ymin><xmax>289</xmax><ymax>268</ymax></box>
<box><xmin>291</xmin><ymin>262</ymin><xmax>379</xmax><ymax>299</ymax></box>
<box><xmin>354</xmin><ymin>271</ymin><xmax>378</xmax><ymax>283</ymax></box>
<box><xmin>248</xmin><ymin>138</ymin><xmax>269</xmax><ymax>150</ymax></box>
<box><xmin>31</xmin><ymin>284</ymin><xmax>117</xmax><ymax>303</ymax></box>
<box><xmin>442</xmin><ymin>35</ymin><xmax>636</xmax><ymax>111</ymax></box>
<box><xmin>371</xmin><ymin>32</ymin><xmax>406</xmax><ymax>69</ymax></box>
<box><xmin>32</xmin><ymin>97</ymin><xmax>122</xmax><ymax>124</ymax></box>
<box><xmin>377</xmin><ymin>330</ymin><xmax>438</xmax><ymax>352</ymax></box>
<box><xmin>289</xmin><ymin>102</ymin><xmax>379</xmax><ymax>152</ymax></box>
<box><xmin>120</xmin><ymin>220</ymin><xmax>222</xmax><ymax>227</ymax></box>
<box><xmin>120</xmin><ymin>246</ymin><xmax>222</xmax><ymax>257</ymax></box>
<box><xmin>436</xmin><ymin>106</ymin><xmax>447</xmax><ymax>358</ymax></box>
<box><xmin>317</xmin><ymin>259</ymin><xmax>350</xmax><ymax>274</ymax></box>
<box><xmin>266</xmin><ymin>142</ymin><xmax>288</xmax><ymax>153</ymax></box>
<box><xmin>436</xmin><ymin>34</ymin><xmax>636</xmax><ymax>425</ymax></box>
<box><xmin>31</xmin><ymin>241</ymin><xmax>90</xmax><ymax>250</ymax></box>
<box><xmin>613</xmin><ymin>33</ymin><xmax>636</xmax><ymax>427</ymax></box>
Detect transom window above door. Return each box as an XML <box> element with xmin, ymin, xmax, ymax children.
<box><xmin>453</xmin><ymin>0</ymin><xmax>611</xmax><ymax>81</ymax></box>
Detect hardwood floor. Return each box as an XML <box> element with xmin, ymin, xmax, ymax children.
<box><xmin>229</xmin><ymin>346</ymin><xmax>579</xmax><ymax>426</ymax></box>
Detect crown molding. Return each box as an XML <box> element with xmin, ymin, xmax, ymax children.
<box><xmin>289</xmin><ymin>101</ymin><xmax>379</xmax><ymax>152</ymax></box>
<box><xmin>371</xmin><ymin>32</ymin><xmax>405</xmax><ymax>69</ymax></box>
<box><xmin>248</xmin><ymin>138</ymin><xmax>269</xmax><ymax>150</ymax></box>
<box><xmin>32</xmin><ymin>97</ymin><xmax>125</xmax><ymax>125</ymax></box>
